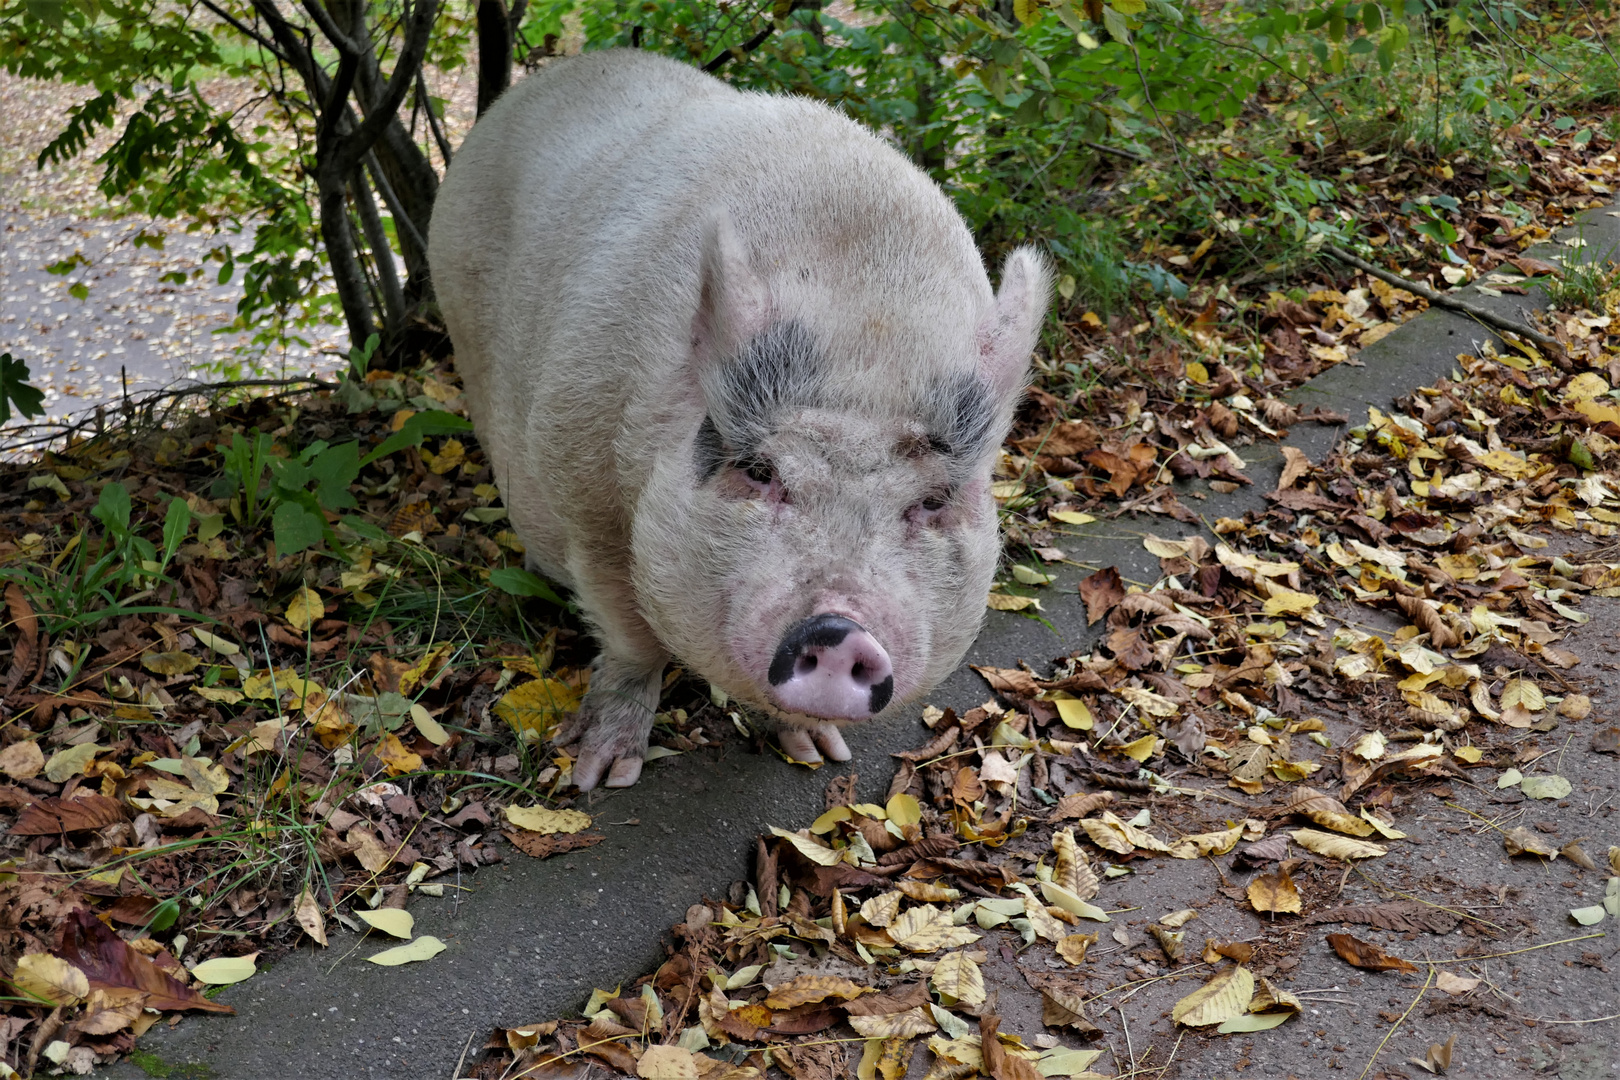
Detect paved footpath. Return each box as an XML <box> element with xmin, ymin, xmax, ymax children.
<box><xmin>100</xmin><ymin>205</ymin><xmax>1620</xmax><ymax>1079</ymax></box>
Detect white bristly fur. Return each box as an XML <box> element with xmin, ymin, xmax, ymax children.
<box><xmin>430</xmin><ymin>50</ymin><xmax>1049</xmax><ymax>789</ymax></box>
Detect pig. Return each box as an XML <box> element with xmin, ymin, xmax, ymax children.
<box><xmin>429</xmin><ymin>49</ymin><xmax>1049</xmax><ymax>790</ymax></box>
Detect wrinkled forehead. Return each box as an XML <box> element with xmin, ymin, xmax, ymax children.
<box><xmin>707</xmin><ymin>320</ymin><xmax>995</xmax><ymax>466</ymax></box>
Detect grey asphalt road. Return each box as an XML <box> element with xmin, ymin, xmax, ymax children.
<box><xmin>97</xmin><ymin>207</ymin><xmax>1620</xmax><ymax>1079</ymax></box>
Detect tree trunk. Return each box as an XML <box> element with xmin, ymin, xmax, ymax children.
<box><xmin>476</xmin><ymin>0</ymin><xmax>513</xmax><ymax>116</ymax></box>
<box><xmin>352</xmin><ymin>167</ymin><xmax>404</xmax><ymax>338</ymax></box>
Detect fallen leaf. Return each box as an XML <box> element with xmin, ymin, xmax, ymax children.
<box><xmin>1570</xmin><ymin>905</ymin><xmax>1606</xmax><ymax>926</ymax></box>
<box><xmin>42</xmin><ymin>742</ymin><xmax>103</xmax><ymax>783</ymax></box>
<box><xmin>1249</xmin><ymin>977</ymin><xmax>1301</xmax><ymax>1013</ymax></box>
<box><xmin>506</xmin><ymin>805</ymin><xmax>591</xmax><ymax>835</ymax></box>
<box><xmin>1171</xmin><ymin>965</ymin><xmax>1255</xmax><ymax>1027</ymax></box>
<box><xmin>1503</xmin><ymin>827</ymin><xmax>1560</xmax><ymax>859</ymax></box>
<box><xmin>12</xmin><ymin>952</ymin><xmax>89</xmax><ymax>1005</ymax></box>
<box><xmin>1041</xmin><ymin>881</ymin><xmax>1111</xmax><ymax>922</ymax></box>
<box><xmin>762</xmin><ymin>975</ymin><xmax>872</xmax><ymax>1010</ymax></box>
<box><xmin>1409</xmin><ymin>1033</ymin><xmax>1455</xmax><ymax>1075</ymax></box>
<box><xmin>931</xmin><ymin>951</ymin><xmax>986</xmax><ymax>1006</ymax></box>
<box><xmin>1520</xmin><ymin>775</ymin><xmax>1572</xmax><ymax>800</ymax></box>
<box><xmin>1218</xmin><ymin>1011</ymin><xmax>1292</xmax><ymax>1033</ymax></box>
<box><xmin>1051</xmin><ymin>827</ymin><xmax>1099</xmax><ymax>899</ymax></box>
<box><xmin>141</xmin><ymin>650</ymin><xmax>199</xmax><ymax>676</ymax></box>
<box><xmin>374</xmin><ymin>731</ymin><xmax>424</xmax><ymax>776</ymax></box>
<box><xmin>1248</xmin><ymin>869</ymin><xmax>1303</xmax><ymax>915</ymax></box>
<box><xmin>1291</xmin><ymin>828</ymin><xmax>1387</xmax><ymax>861</ymax></box>
<box><xmin>1435</xmin><ymin>972</ymin><xmax>1480</xmax><ymax>995</ymax></box>
<box><xmin>1326</xmin><ymin>933</ymin><xmax>1418</xmax><ymax>973</ymax></box>
<box><xmin>887</xmin><ymin>905</ymin><xmax>981</xmax><ymax>952</ymax></box>
<box><xmin>8</xmin><ymin>793</ymin><xmax>125</xmax><ymax>835</ymax></box>
<box><xmin>980</xmin><ymin>1013</ymin><xmax>1043</xmax><ymax>1080</ymax></box>
<box><xmin>367</xmin><ymin>935</ymin><xmax>447</xmax><ymax>966</ymax></box>
<box><xmin>1078</xmin><ymin>567</ymin><xmax>1125</xmax><ymax>625</ymax></box>
<box><xmin>494</xmin><ymin>677</ymin><xmax>584</xmax><ymax>739</ymax></box>
<box><xmin>861</xmin><ymin>891</ymin><xmax>903</xmax><ymax>928</ymax></box>
<box><xmin>638</xmin><ymin>1044</ymin><xmax>700</xmax><ymax>1080</ymax></box>
<box><xmin>1304</xmin><ymin>901</ymin><xmax>1460</xmax><ymax>934</ymax></box>
<box><xmin>0</xmin><ymin>738</ymin><xmax>44</xmax><ymax>779</ymax></box>
<box><xmin>1167</xmin><ymin>822</ymin><xmax>1244</xmax><ymax>859</ymax></box>
<box><xmin>1056</xmin><ymin>932</ymin><xmax>1097</xmax><ymax>965</ymax></box>
<box><xmin>55</xmin><ymin>908</ymin><xmax>231</xmax><ymax>1013</ymax></box>
<box><xmin>294</xmin><ymin>889</ymin><xmax>327</xmax><ymax>947</ymax></box>
<box><xmin>1041</xmin><ymin>987</ymin><xmax>1104</xmax><ymax>1037</ymax></box>
<box><xmin>771</xmin><ymin>827</ymin><xmax>842</xmax><ymax>866</ymax></box>
<box><xmin>284</xmin><ymin>587</ymin><xmax>325</xmax><ymax>632</ymax></box>
<box><xmin>190</xmin><ymin>953</ymin><xmax>258</xmax><ymax>985</ymax></box>
<box><xmin>848</xmin><ymin>1006</ymin><xmax>935</xmax><ymax>1038</ymax></box>
<box><xmin>1160</xmin><ymin>908</ymin><xmax>1198</xmax><ymax>928</ymax></box>
<box><xmin>357</xmin><ymin>908</ymin><xmax>414</xmax><ymax>939</ymax></box>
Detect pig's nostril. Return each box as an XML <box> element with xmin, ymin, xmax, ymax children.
<box><xmin>850</xmin><ymin>661</ymin><xmax>867</xmax><ymax>683</ymax></box>
<box><xmin>796</xmin><ymin>655</ymin><xmax>817</xmax><ymax>676</ymax></box>
<box><xmin>769</xmin><ymin>613</ymin><xmax>895</xmax><ymax>720</ymax></box>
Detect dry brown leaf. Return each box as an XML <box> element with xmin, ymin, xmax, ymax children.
<box><xmin>763</xmin><ymin>975</ymin><xmax>872</xmax><ymax>1010</ymax></box>
<box><xmin>1149</xmin><ymin>924</ymin><xmax>1186</xmax><ymax>962</ymax></box>
<box><xmin>1247</xmin><ymin>869</ymin><xmax>1303</xmax><ymax>915</ymax></box>
<box><xmin>1503</xmin><ymin>826</ymin><xmax>1560</xmax><ymax>859</ymax></box>
<box><xmin>1171</xmin><ymin>965</ymin><xmax>1255</xmax><ymax>1027</ymax></box>
<box><xmin>1040</xmin><ymin>987</ymin><xmax>1103</xmax><ymax>1037</ymax></box>
<box><xmin>1409</xmin><ymin>1033</ymin><xmax>1455</xmax><ymax>1075</ymax></box>
<box><xmin>1396</xmin><ymin>594</ymin><xmax>1459</xmax><ymax>649</ymax></box>
<box><xmin>1326</xmin><ymin>933</ymin><xmax>1419</xmax><ymax>973</ymax></box>
<box><xmin>847</xmin><ymin>1005</ymin><xmax>935</xmax><ymax>1038</ymax></box>
<box><xmin>980</xmin><ymin>1014</ymin><xmax>1043</xmax><ymax>1080</ymax></box>
<box><xmin>1435</xmin><ymin>972</ymin><xmax>1480</xmax><ymax>995</ymax></box>
<box><xmin>1277</xmin><ymin>446</ymin><xmax>1310</xmax><ymax>491</ymax></box>
<box><xmin>1056</xmin><ymin>932</ymin><xmax>1097</xmax><ymax>965</ymax></box>
<box><xmin>1051</xmin><ymin>791</ymin><xmax>1116</xmax><ymax>820</ymax></box>
<box><xmin>1078</xmin><ymin>567</ymin><xmax>1126</xmax><ymax>625</ymax></box>
<box><xmin>930</xmin><ymin>951</ymin><xmax>986</xmax><ymax>1006</ymax></box>
<box><xmin>1051</xmin><ymin>827</ymin><xmax>1099</xmax><ymax>900</ymax></box>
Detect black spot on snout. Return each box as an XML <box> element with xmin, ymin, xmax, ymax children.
<box><xmin>768</xmin><ymin>613</ymin><xmax>856</xmax><ymax>686</ymax></box>
<box><xmin>869</xmin><ymin>674</ymin><xmax>894</xmax><ymax>714</ymax></box>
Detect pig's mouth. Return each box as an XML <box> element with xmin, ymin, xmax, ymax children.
<box><xmin>763</xmin><ymin>612</ymin><xmax>895</xmax><ymax>721</ymax></box>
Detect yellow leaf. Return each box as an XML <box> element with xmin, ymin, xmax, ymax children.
<box><xmin>192</xmin><ymin>627</ymin><xmax>239</xmax><ymax>655</ymax></box>
<box><xmin>887</xmin><ymin>905</ymin><xmax>981</xmax><ymax>952</ymax></box>
<box><xmin>987</xmin><ymin>593</ymin><xmax>1039</xmax><ymax>612</ymax></box>
<box><xmin>1290</xmin><ymin>828</ymin><xmax>1388</xmax><ymax>861</ymax></box>
<box><xmin>1049</xmin><ymin>510</ymin><xmax>1096</xmax><ymax>525</ymax></box>
<box><xmin>190</xmin><ymin>953</ymin><xmax>258</xmax><ymax>985</ymax></box>
<box><xmin>1167</xmin><ymin>822</ymin><xmax>1244</xmax><ymax>860</ymax></box>
<box><xmin>494</xmin><ymin>678</ymin><xmax>583</xmax><ymax>739</ymax></box>
<box><xmin>13</xmin><ymin>953</ymin><xmax>88</xmax><ymax>1005</ymax></box>
<box><xmin>1054</xmin><ymin>697</ymin><xmax>1093</xmax><ymax>730</ymax></box>
<box><xmin>931</xmin><ymin>951</ymin><xmax>986</xmax><ymax>1006</ymax></box>
<box><xmin>1303</xmin><ymin>810</ymin><xmax>1376</xmax><ymax>837</ymax></box>
<box><xmin>505</xmin><ymin>806</ymin><xmax>591</xmax><ymax>835</ymax></box>
<box><xmin>142</xmin><ymin>650</ymin><xmax>200</xmax><ymax>676</ymax></box>
<box><xmin>295</xmin><ymin>889</ymin><xmax>327</xmax><ymax>947</ymax></box>
<box><xmin>1262</xmin><ymin>589</ymin><xmax>1318</xmax><ymax>616</ymax></box>
<box><xmin>284</xmin><ymin>587</ymin><xmax>324</xmax><ymax>632</ymax></box>
<box><xmin>1052</xmin><ymin>827</ymin><xmax>1099</xmax><ymax>899</ymax></box>
<box><xmin>1172</xmin><ymin>965</ymin><xmax>1255</xmax><ymax>1027</ymax></box>
<box><xmin>1247</xmin><ymin>870</ymin><xmax>1303</xmax><ymax>914</ymax></box>
<box><xmin>770</xmin><ymin>827</ymin><xmax>842</xmax><ymax>866</ymax></box>
<box><xmin>1056</xmin><ymin>932</ymin><xmax>1097</xmax><ymax>965</ymax></box>
<box><xmin>367</xmin><ymin>936</ymin><xmax>446</xmax><ymax>966</ymax></box>
<box><xmin>376</xmin><ymin>732</ymin><xmax>424</xmax><ymax>776</ymax></box>
<box><xmin>1041</xmin><ymin>881</ymin><xmax>1111</xmax><ymax>922</ymax></box>
<box><xmin>1186</xmin><ymin>360</ymin><xmax>1210</xmax><ymax>384</ymax></box>
<box><xmin>1453</xmin><ymin>745</ymin><xmax>1482</xmax><ymax>763</ymax></box>
<box><xmin>1024</xmin><ymin>895</ymin><xmax>1071</xmax><ymax>942</ymax></box>
<box><xmin>357</xmin><ymin>908</ymin><xmax>414</xmax><ymax>939</ymax></box>
<box><xmin>1118</xmin><ymin>733</ymin><xmax>1157</xmax><ymax>762</ymax></box>
<box><xmin>409</xmin><ymin>704</ymin><xmax>450</xmax><ymax>746</ymax></box>
<box><xmin>861</xmin><ymin>891</ymin><xmax>903</xmax><ymax>928</ymax></box>
<box><xmin>197</xmin><ymin>686</ymin><xmax>244</xmax><ymax>705</ymax></box>
<box><xmin>885</xmin><ymin>793</ymin><xmax>922</xmax><ymax>828</ymax></box>
<box><xmin>1500</xmin><ymin>677</ymin><xmax>1545</xmax><ymax>712</ymax></box>
<box><xmin>1269</xmin><ymin>759</ymin><xmax>1321</xmax><ymax>782</ymax></box>
<box><xmin>43</xmin><ymin>742</ymin><xmax>103</xmax><ymax>783</ymax></box>
<box><xmin>848</xmin><ymin>1006</ymin><xmax>936</xmax><ymax>1039</ymax></box>
<box><xmin>763</xmin><ymin>975</ymin><xmax>872</xmax><ymax>1009</ymax></box>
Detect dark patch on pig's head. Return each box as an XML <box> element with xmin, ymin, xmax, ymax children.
<box><xmin>694</xmin><ymin>415</ymin><xmax>726</xmax><ymax>482</ymax></box>
<box><xmin>920</xmin><ymin>371</ymin><xmax>997</xmax><ymax>476</ymax></box>
<box><xmin>704</xmin><ymin>320</ymin><xmax>827</xmax><ymax>454</ymax></box>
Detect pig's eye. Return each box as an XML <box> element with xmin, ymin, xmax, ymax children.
<box><xmin>742</xmin><ymin>458</ymin><xmax>774</xmax><ymax>486</ymax></box>
<box><xmin>920</xmin><ymin>493</ymin><xmax>948</xmax><ymax>512</ymax></box>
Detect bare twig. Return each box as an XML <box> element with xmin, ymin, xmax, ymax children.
<box><xmin>1323</xmin><ymin>244</ymin><xmax>1560</xmax><ymax>349</ymax></box>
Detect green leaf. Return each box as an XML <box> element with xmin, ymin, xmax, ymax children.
<box><xmin>489</xmin><ymin>567</ymin><xmax>568</xmax><ymax>607</ymax></box>
<box><xmin>92</xmin><ymin>481</ymin><xmax>132</xmax><ymax>537</ymax></box>
<box><xmin>308</xmin><ymin>441</ymin><xmax>360</xmax><ymax>511</ymax></box>
<box><xmin>161</xmin><ymin>496</ymin><xmax>191</xmax><ymax>567</ymax></box>
<box><xmin>1102</xmin><ymin>5</ymin><xmax>1131</xmax><ymax>42</ymax></box>
<box><xmin>272</xmin><ymin>500</ymin><xmax>326</xmax><ymax>557</ymax></box>
<box><xmin>68</xmin><ymin>283</ymin><xmax>89</xmax><ymax>301</ymax></box>
<box><xmin>145</xmin><ymin>897</ymin><xmax>181</xmax><ymax>933</ymax></box>
<box><xmin>0</xmin><ymin>353</ymin><xmax>46</xmax><ymax>424</ymax></box>
<box><xmin>359</xmin><ymin>410</ymin><xmax>473</xmax><ymax>467</ymax></box>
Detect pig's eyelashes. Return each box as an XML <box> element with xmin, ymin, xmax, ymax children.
<box><xmin>742</xmin><ymin>458</ymin><xmax>775</xmax><ymax>486</ymax></box>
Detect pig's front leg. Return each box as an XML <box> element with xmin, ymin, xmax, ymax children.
<box><xmin>557</xmin><ymin>653</ymin><xmax>667</xmax><ymax>790</ymax></box>
<box><xmin>776</xmin><ymin>720</ymin><xmax>852</xmax><ymax>766</ymax></box>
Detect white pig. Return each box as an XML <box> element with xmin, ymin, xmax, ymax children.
<box><xmin>430</xmin><ymin>49</ymin><xmax>1048</xmax><ymax>790</ymax></box>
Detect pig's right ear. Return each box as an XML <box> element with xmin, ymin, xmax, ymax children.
<box><xmin>691</xmin><ymin>213</ymin><xmax>771</xmax><ymax>378</ymax></box>
<box><xmin>976</xmin><ymin>247</ymin><xmax>1052</xmax><ymax>402</ymax></box>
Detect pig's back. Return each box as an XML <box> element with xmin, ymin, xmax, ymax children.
<box><xmin>431</xmin><ymin>49</ymin><xmax>987</xmax><ymax>575</ymax></box>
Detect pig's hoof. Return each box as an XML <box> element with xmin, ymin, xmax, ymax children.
<box><xmin>777</xmin><ymin>723</ymin><xmax>851</xmax><ymax>765</ymax></box>
<box><xmin>574</xmin><ymin>740</ymin><xmax>649</xmax><ymax>791</ymax></box>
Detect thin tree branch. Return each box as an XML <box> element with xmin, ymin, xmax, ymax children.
<box><xmin>703</xmin><ymin>1</ymin><xmax>819</xmax><ymax>73</ymax></box>
<box><xmin>417</xmin><ymin>66</ymin><xmax>454</xmax><ymax>165</ymax></box>
<box><xmin>1323</xmin><ymin>244</ymin><xmax>1559</xmax><ymax>350</ymax></box>
<box><xmin>196</xmin><ymin>0</ymin><xmax>290</xmax><ymax>63</ymax></box>
<box><xmin>342</xmin><ymin>0</ymin><xmax>439</xmax><ymax>172</ymax></box>
<box><xmin>366</xmin><ymin>149</ymin><xmax>429</xmax><ymax>253</ymax></box>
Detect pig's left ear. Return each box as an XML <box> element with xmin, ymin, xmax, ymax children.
<box><xmin>691</xmin><ymin>212</ymin><xmax>771</xmax><ymax>378</ymax></box>
<box><xmin>976</xmin><ymin>247</ymin><xmax>1052</xmax><ymax>400</ymax></box>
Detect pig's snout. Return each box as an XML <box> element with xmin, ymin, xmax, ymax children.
<box><xmin>767</xmin><ymin>614</ymin><xmax>895</xmax><ymax>720</ymax></box>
